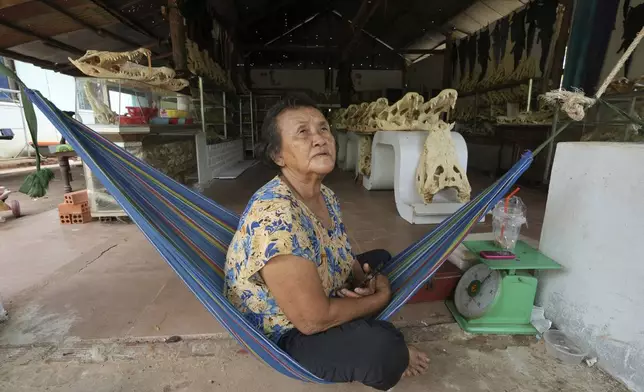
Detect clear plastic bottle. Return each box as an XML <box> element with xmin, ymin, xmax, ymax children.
<box><xmin>492</xmin><ymin>196</ymin><xmax>527</xmax><ymax>251</ymax></box>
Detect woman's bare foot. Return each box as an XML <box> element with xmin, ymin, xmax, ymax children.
<box><xmin>403</xmin><ymin>345</ymin><xmax>429</xmax><ymax>377</ymax></box>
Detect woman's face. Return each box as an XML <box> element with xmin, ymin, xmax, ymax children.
<box><xmin>273</xmin><ymin>106</ymin><xmax>336</xmax><ymax>177</ymax></box>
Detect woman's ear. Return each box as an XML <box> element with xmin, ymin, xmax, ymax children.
<box><xmin>272</xmin><ymin>151</ymin><xmax>285</xmax><ymax>167</ymax></box>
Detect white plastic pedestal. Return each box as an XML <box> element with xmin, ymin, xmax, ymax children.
<box><xmin>363</xmin><ymin>131</ymin><xmax>469</xmax><ymax>225</ymax></box>
<box><xmin>341</xmin><ymin>132</ymin><xmax>360</xmax><ymax>172</ymax></box>
<box><xmin>335</xmin><ymin>130</ymin><xmax>349</xmax><ymax>169</ymax></box>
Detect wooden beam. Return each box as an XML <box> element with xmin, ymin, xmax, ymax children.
<box><xmin>36</xmin><ymin>0</ymin><xmax>153</xmax><ymax>53</ymax></box>
<box><xmin>0</xmin><ymin>17</ymin><xmax>85</xmax><ymax>55</ymax></box>
<box><xmin>245</xmin><ymin>45</ymin><xmax>338</xmax><ymax>53</ymax></box>
<box><xmin>86</xmin><ymin>0</ymin><xmax>161</xmax><ymax>40</ymax></box>
<box><xmin>399</xmin><ymin>49</ymin><xmax>444</xmax><ymax>55</ymax></box>
<box><xmin>167</xmin><ymin>0</ymin><xmax>186</xmax><ymax>72</ymax></box>
<box><xmin>549</xmin><ymin>0</ymin><xmax>574</xmax><ymax>90</ymax></box>
<box><xmin>244</xmin><ymin>44</ymin><xmax>443</xmax><ymax>55</ymax></box>
<box><xmin>340</xmin><ymin>0</ymin><xmax>385</xmax><ymax>61</ymax></box>
<box><xmin>0</xmin><ymin>0</ymin><xmax>30</xmax><ymax>10</ymax></box>
<box><xmin>0</xmin><ymin>48</ymin><xmax>62</xmax><ymax>70</ymax></box>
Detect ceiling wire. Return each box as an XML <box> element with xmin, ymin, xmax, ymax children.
<box><xmin>480</xmin><ymin>0</ymin><xmax>504</xmax><ymax>17</ymax></box>
<box><xmin>264</xmin><ymin>12</ymin><xmax>321</xmax><ymax>46</ymax></box>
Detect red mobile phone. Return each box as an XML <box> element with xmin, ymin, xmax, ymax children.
<box><xmin>480</xmin><ymin>250</ymin><xmax>516</xmax><ymax>260</ymax></box>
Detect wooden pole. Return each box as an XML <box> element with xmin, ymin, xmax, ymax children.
<box><xmin>442</xmin><ymin>32</ymin><xmax>453</xmax><ymax>89</ymax></box>
<box><xmin>168</xmin><ymin>0</ymin><xmax>187</xmax><ymax>72</ymax></box>
<box><xmin>549</xmin><ymin>0</ymin><xmax>574</xmax><ymax>90</ymax></box>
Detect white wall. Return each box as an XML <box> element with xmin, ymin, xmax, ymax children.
<box><xmin>406</xmin><ymin>54</ymin><xmax>445</xmax><ymax>92</ymax></box>
<box><xmin>0</xmin><ymin>61</ymin><xmax>77</xmax><ymax>158</ymax></box>
<box><xmin>250</xmin><ymin>69</ymin><xmax>326</xmax><ymax>92</ymax></box>
<box><xmin>206</xmin><ymin>139</ymin><xmax>243</xmax><ymax>178</ymax></box>
<box><xmin>349</xmin><ymin>69</ymin><xmax>402</xmax><ymax>92</ymax></box>
<box><xmin>599</xmin><ymin>0</ymin><xmax>643</xmax><ymax>81</ymax></box>
<box><xmin>537</xmin><ymin>142</ymin><xmax>644</xmax><ymax>392</ymax></box>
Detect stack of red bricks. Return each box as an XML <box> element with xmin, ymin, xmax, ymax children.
<box><xmin>58</xmin><ymin>190</ymin><xmax>91</xmax><ymax>224</ymax></box>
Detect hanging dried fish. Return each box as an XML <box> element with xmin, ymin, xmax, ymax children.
<box><xmin>477</xmin><ymin>27</ymin><xmax>491</xmax><ymax>81</ymax></box>
<box><xmin>468</xmin><ymin>32</ymin><xmax>478</xmax><ymax>76</ymax></box>
<box><xmin>492</xmin><ymin>22</ymin><xmax>503</xmax><ymax>65</ymax></box>
<box><xmin>536</xmin><ymin>0</ymin><xmax>559</xmax><ymax>74</ymax></box>
<box><xmin>451</xmin><ymin>41</ymin><xmax>459</xmax><ymax>79</ymax></box>
<box><xmin>618</xmin><ymin>1</ymin><xmax>644</xmax><ymax>77</ymax></box>
<box><xmin>498</xmin><ymin>17</ymin><xmax>510</xmax><ymax>61</ymax></box>
<box><xmin>526</xmin><ymin>3</ymin><xmax>539</xmax><ymax>58</ymax></box>
<box><xmin>458</xmin><ymin>36</ymin><xmax>469</xmax><ymax>78</ymax></box>
<box><xmin>510</xmin><ymin>9</ymin><xmax>527</xmax><ymax>70</ymax></box>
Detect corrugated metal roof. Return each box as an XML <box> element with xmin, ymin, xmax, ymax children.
<box><xmin>405</xmin><ymin>0</ymin><xmax>526</xmax><ymax>63</ymax></box>
<box><xmin>0</xmin><ymin>0</ymin><xmax>167</xmax><ymax>71</ymax></box>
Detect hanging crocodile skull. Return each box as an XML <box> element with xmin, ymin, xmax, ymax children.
<box><xmin>415</xmin><ymin>89</ymin><xmax>471</xmax><ymax>203</ymax></box>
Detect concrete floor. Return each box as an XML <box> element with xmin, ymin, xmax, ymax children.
<box><xmin>0</xmin><ymin>165</ymin><xmax>627</xmax><ymax>391</ymax></box>
<box><xmin>0</xmin><ymin>324</ymin><xmax>628</xmax><ymax>392</ymax></box>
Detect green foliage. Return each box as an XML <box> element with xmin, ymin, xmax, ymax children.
<box><xmin>55</xmin><ymin>144</ymin><xmax>74</xmax><ymax>153</ymax></box>
<box><xmin>18</xmin><ymin>168</ymin><xmax>55</xmax><ymax>198</ymax></box>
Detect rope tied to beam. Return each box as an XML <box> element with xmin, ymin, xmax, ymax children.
<box><xmin>541</xmin><ymin>27</ymin><xmax>644</xmax><ymax>121</ymax></box>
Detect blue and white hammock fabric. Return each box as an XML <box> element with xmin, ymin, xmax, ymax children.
<box><xmin>26</xmin><ymin>88</ymin><xmax>533</xmax><ymax>383</ymax></box>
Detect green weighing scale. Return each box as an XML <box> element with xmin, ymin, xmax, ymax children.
<box><xmin>446</xmin><ymin>240</ymin><xmax>562</xmax><ymax>334</ymax></box>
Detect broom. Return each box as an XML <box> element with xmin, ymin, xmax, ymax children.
<box><xmin>0</xmin><ymin>61</ymin><xmax>54</xmax><ymax>197</ymax></box>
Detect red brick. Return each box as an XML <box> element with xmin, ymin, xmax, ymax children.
<box><xmin>59</xmin><ymin>210</ymin><xmax>91</xmax><ymax>225</ymax></box>
<box><xmin>70</xmin><ymin>211</ymin><xmax>92</xmax><ymax>224</ymax></box>
<box><xmin>59</xmin><ymin>211</ymin><xmax>73</xmax><ymax>225</ymax></box>
<box><xmin>58</xmin><ymin>202</ymin><xmax>89</xmax><ymax>215</ymax></box>
<box><xmin>64</xmin><ymin>190</ymin><xmax>88</xmax><ymax>205</ymax></box>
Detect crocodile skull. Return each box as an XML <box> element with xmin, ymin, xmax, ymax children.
<box><xmin>377</xmin><ymin>92</ymin><xmax>425</xmax><ymax>130</ymax></box>
<box><xmin>361</xmin><ymin>98</ymin><xmax>389</xmax><ymax>131</ymax></box>
<box><xmin>347</xmin><ymin>103</ymin><xmax>369</xmax><ymax>129</ymax></box>
<box><xmin>71</xmin><ymin>48</ymin><xmax>151</xmax><ymax>72</ymax></box>
<box><xmin>187</xmin><ymin>38</ymin><xmax>229</xmax><ymax>86</ymax></box>
<box><xmin>418</xmin><ymin>89</ymin><xmax>458</xmax><ymax>126</ymax></box>
<box><xmin>70</xmin><ymin>48</ymin><xmax>189</xmax><ymax>91</ymax></box>
<box><xmin>415</xmin><ymin>89</ymin><xmax>471</xmax><ymax>203</ymax></box>
<box><xmin>330</xmin><ymin>108</ymin><xmax>347</xmax><ymax>129</ymax></box>
<box><xmin>357</xmin><ymin>135</ymin><xmax>373</xmax><ymax>176</ymax></box>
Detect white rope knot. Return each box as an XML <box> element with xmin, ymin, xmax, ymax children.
<box><xmin>541</xmin><ymin>89</ymin><xmax>596</xmax><ymax>121</ymax></box>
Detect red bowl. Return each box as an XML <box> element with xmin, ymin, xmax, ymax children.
<box><xmin>119</xmin><ymin>116</ymin><xmax>147</xmax><ymax>125</ymax></box>
<box><xmin>126</xmin><ymin>107</ymin><xmax>158</xmax><ymax>118</ymax></box>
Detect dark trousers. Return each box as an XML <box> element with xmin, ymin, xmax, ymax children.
<box><xmin>278</xmin><ymin>249</ymin><xmax>409</xmax><ymax>391</ymax></box>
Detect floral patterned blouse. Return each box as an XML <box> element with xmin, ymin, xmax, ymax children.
<box><xmin>224</xmin><ymin>176</ymin><xmax>355</xmax><ymax>342</ymax></box>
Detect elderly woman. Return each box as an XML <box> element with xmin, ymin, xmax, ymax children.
<box><xmin>224</xmin><ymin>96</ymin><xmax>428</xmax><ymax>390</ymax></box>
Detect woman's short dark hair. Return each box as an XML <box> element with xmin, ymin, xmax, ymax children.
<box><xmin>255</xmin><ymin>94</ymin><xmax>319</xmax><ymax>169</ymax></box>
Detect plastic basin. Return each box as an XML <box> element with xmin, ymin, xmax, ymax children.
<box><xmin>543</xmin><ymin>330</ymin><xmax>588</xmax><ymax>364</ymax></box>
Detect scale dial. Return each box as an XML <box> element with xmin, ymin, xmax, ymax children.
<box><xmin>454</xmin><ymin>263</ymin><xmax>502</xmax><ymax>319</ymax></box>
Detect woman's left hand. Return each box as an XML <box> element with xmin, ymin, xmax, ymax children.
<box><xmin>336</xmin><ymin>263</ymin><xmax>376</xmax><ymax>298</ymax></box>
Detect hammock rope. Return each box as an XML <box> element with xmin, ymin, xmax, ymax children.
<box><xmin>26</xmin><ymin>88</ymin><xmax>537</xmax><ymax>383</ymax></box>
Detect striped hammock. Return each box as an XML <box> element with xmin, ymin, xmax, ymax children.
<box><xmin>26</xmin><ymin>88</ymin><xmax>532</xmax><ymax>383</ymax></box>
